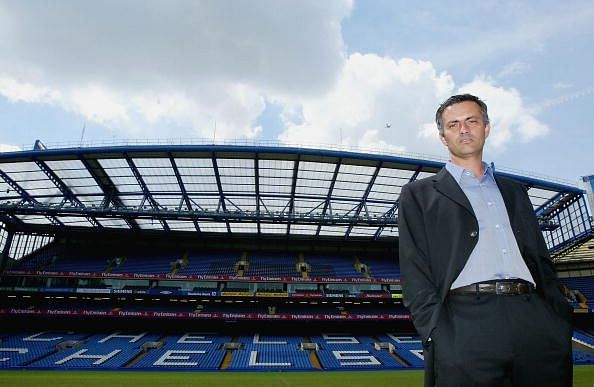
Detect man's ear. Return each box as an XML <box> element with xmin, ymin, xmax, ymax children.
<box><xmin>439</xmin><ymin>132</ymin><xmax>448</xmax><ymax>146</ymax></box>
<box><xmin>485</xmin><ymin>123</ymin><xmax>491</xmax><ymax>139</ymax></box>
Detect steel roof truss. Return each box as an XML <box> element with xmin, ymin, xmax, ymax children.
<box><xmin>211</xmin><ymin>154</ymin><xmax>231</xmax><ymax>233</ymax></box>
<box><xmin>281</xmin><ymin>199</ymin><xmax>291</xmax><ymax>215</ymax></box>
<box><xmin>224</xmin><ymin>197</ymin><xmax>245</xmax><ymax>213</ymax></box>
<box><xmin>362</xmin><ymin>203</ymin><xmax>370</xmax><ymax>217</ymax></box>
<box><xmin>34</xmin><ymin>160</ymin><xmax>81</xmax><ymax>206</ymax></box>
<box><xmin>286</xmin><ymin>157</ymin><xmax>300</xmax><ymax>236</ymax></box>
<box><xmin>0</xmin><ymin>200</ymin><xmax>397</xmax><ymax>227</ymax></box>
<box><xmin>0</xmin><ymin>169</ymin><xmax>36</xmax><ymax>204</ymax></box>
<box><xmin>125</xmin><ymin>155</ymin><xmax>169</xmax><ymax>231</ymax></box>
<box><xmin>188</xmin><ymin>197</ymin><xmax>207</xmax><ymax>212</ymax></box>
<box><xmin>0</xmin><ymin>168</ymin><xmax>63</xmax><ymax>228</ymax></box>
<box><xmin>374</xmin><ymin>165</ymin><xmax>422</xmax><ymax>240</ymax></box>
<box><xmin>316</xmin><ymin>160</ymin><xmax>341</xmax><ymax>237</ymax></box>
<box><xmin>79</xmin><ymin>157</ymin><xmax>138</xmax><ymax>230</ymax></box>
<box><xmin>170</xmin><ymin>156</ymin><xmax>199</xmax><ymax>232</ymax></box>
<box><xmin>259</xmin><ymin>197</ymin><xmax>271</xmax><ymax>216</ymax></box>
<box><xmin>304</xmin><ymin>200</ymin><xmax>326</xmax><ymax>216</ymax></box>
<box><xmin>255</xmin><ymin>156</ymin><xmax>261</xmax><ymax>235</ymax></box>
<box><xmin>345</xmin><ymin>163</ymin><xmax>382</xmax><ymax>238</ymax></box>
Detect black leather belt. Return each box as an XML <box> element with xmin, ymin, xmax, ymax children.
<box><xmin>450</xmin><ymin>280</ymin><xmax>535</xmax><ymax>296</ymax></box>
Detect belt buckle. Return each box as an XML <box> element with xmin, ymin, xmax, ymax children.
<box><xmin>495</xmin><ymin>282</ymin><xmax>515</xmax><ymax>295</ymax></box>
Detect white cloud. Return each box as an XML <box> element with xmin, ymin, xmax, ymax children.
<box><xmin>0</xmin><ymin>1</ymin><xmax>552</xmax><ymax>158</ymax></box>
<box><xmin>278</xmin><ymin>53</ymin><xmax>454</xmax><ymax>155</ymax></box>
<box><xmin>0</xmin><ymin>1</ymin><xmax>352</xmax><ymax>140</ymax></box>
<box><xmin>0</xmin><ymin>77</ymin><xmax>60</xmax><ymax>104</ymax></box>
<box><xmin>458</xmin><ymin>77</ymin><xmax>549</xmax><ymax>149</ymax></box>
<box><xmin>278</xmin><ymin>55</ymin><xmax>550</xmax><ymax>157</ymax></box>
<box><xmin>0</xmin><ymin>143</ymin><xmax>22</xmax><ymax>153</ymax></box>
<box><xmin>497</xmin><ymin>61</ymin><xmax>531</xmax><ymax>79</ymax></box>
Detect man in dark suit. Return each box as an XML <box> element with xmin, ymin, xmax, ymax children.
<box><xmin>399</xmin><ymin>94</ymin><xmax>573</xmax><ymax>386</ymax></box>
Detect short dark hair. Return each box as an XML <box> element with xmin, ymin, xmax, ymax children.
<box><xmin>435</xmin><ymin>94</ymin><xmax>489</xmax><ymax>134</ymax></box>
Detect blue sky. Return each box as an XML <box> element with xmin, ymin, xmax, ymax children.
<box><xmin>0</xmin><ymin>1</ymin><xmax>593</xmax><ymax>185</ymax></box>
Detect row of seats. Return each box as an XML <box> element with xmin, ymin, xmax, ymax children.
<box><xmin>230</xmin><ymin>350</ymin><xmax>312</xmax><ymax>369</ymax></box>
<box><xmin>4</xmin><ymin>330</ymin><xmax>593</xmax><ymax>370</ymax></box>
<box><xmin>244</xmin><ymin>264</ymin><xmax>296</xmax><ymax>277</ymax></box>
<box><xmin>562</xmin><ymin>276</ymin><xmax>594</xmax><ymax>300</ymax></box>
<box><xmin>11</xmin><ymin>246</ymin><xmax>400</xmax><ymax>279</ymax></box>
<box><xmin>572</xmin><ymin>330</ymin><xmax>594</xmax><ymax>365</ymax></box>
<box><xmin>132</xmin><ymin>348</ymin><xmax>226</xmax><ymax>369</ymax></box>
<box><xmin>317</xmin><ymin>348</ymin><xmax>405</xmax><ymax>369</ymax></box>
<box><xmin>0</xmin><ymin>331</ymin><xmax>423</xmax><ymax>370</ymax></box>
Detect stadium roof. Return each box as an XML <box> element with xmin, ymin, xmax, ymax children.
<box><xmin>0</xmin><ymin>144</ymin><xmax>588</xmax><ymax>248</ymax></box>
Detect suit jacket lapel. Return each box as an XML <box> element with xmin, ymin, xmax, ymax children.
<box><xmin>433</xmin><ymin>168</ymin><xmax>475</xmax><ymax>217</ymax></box>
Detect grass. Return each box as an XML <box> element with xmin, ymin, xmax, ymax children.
<box><xmin>0</xmin><ymin>367</ymin><xmax>593</xmax><ymax>387</ymax></box>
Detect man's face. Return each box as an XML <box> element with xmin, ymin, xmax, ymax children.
<box><xmin>439</xmin><ymin>100</ymin><xmax>490</xmax><ymax>161</ymax></box>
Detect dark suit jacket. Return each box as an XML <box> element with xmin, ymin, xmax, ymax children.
<box><xmin>398</xmin><ymin>167</ymin><xmax>572</xmax><ymax>384</ymax></box>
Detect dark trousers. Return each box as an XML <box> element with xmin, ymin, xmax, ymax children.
<box><xmin>431</xmin><ymin>292</ymin><xmax>573</xmax><ymax>387</ymax></box>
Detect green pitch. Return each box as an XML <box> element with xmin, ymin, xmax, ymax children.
<box><xmin>0</xmin><ymin>367</ymin><xmax>593</xmax><ymax>386</ymax></box>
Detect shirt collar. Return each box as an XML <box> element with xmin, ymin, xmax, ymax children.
<box><xmin>445</xmin><ymin>161</ymin><xmax>493</xmax><ymax>184</ymax></box>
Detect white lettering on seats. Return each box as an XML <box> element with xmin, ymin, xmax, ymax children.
<box><xmin>154</xmin><ymin>350</ymin><xmax>207</xmax><ymax>366</ymax></box>
<box><xmin>98</xmin><ymin>332</ymin><xmax>147</xmax><ymax>343</ymax></box>
<box><xmin>332</xmin><ymin>350</ymin><xmax>381</xmax><ymax>366</ymax></box>
<box><xmin>410</xmin><ymin>349</ymin><xmax>424</xmax><ymax>360</ymax></box>
<box><xmin>248</xmin><ymin>351</ymin><xmax>291</xmax><ymax>367</ymax></box>
<box><xmin>0</xmin><ymin>348</ymin><xmax>28</xmax><ymax>362</ymax></box>
<box><xmin>24</xmin><ymin>332</ymin><xmax>63</xmax><ymax>342</ymax></box>
<box><xmin>386</xmin><ymin>334</ymin><xmax>421</xmax><ymax>344</ymax></box>
<box><xmin>55</xmin><ymin>349</ymin><xmax>121</xmax><ymax>365</ymax></box>
<box><xmin>252</xmin><ymin>333</ymin><xmax>287</xmax><ymax>345</ymax></box>
<box><xmin>322</xmin><ymin>333</ymin><xmax>359</xmax><ymax>344</ymax></box>
<box><xmin>177</xmin><ymin>333</ymin><xmax>213</xmax><ymax>344</ymax></box>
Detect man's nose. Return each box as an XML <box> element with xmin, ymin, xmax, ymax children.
<box><xmin>460</xmin><ymin>123</ymin><xmax>469</xmax><ymax>133</ymax></box>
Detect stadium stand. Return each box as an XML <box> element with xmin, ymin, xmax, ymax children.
<box><xmin>1</xmin><ymin>143</ymin><xmax>593</xmax><ymax>376</ymax></box>
<box><xmin>243</xmin><ymin>253</ymin><xmax>298</xmax><ymax>277</ymax></box>
<box><xmin>573</xmin><ymin>351</ymin><xmax>594</xmax><ymax>365</ymax></box>
<box><xmin>0</xmin><ymin>331</ymin><xmax>88</xmax><ymax>368</ymax></box>
<box><xmin>360</xmin><ymin>257</ymin><xmax>400</xmax><ymax>279</ymax></box>
<box><xmin>306</xmin><ymin>255</ymin><xmax>362</xmax><ymax>279</ymax></box>
<box><xmin>561</xmin><ymin>276</ymin><xmax>594</xmax><ymax>308</ymax></box>
<box><xmin>376</xmin><ymin>333</ymin><xmax>424</xmax><ymax>367</ymax></box>
<box><xmin>46</xmin><ymin>254</ymin><xmax>110</xmax><ymax>273</ymax></box>
<box><xmin>0</xmin><ymin>330</ymin><xmax>422</xmax><ymax>371</ymax></box>
<box><xmin>182</xmin><ymin>252</ymin><xmax>239</xmax><ymax>276</ymax></box>
<box><xmin>3</xmin><ymin>328</ymin><xmax>591</xmax><ymax>371</ymax></box>
<box><xmin>110</xmin><ymin>254</ymin><xmax>178</xmax><ymax>275</ymax></box>
<box><xmin>228</xmin><ymin>347</ymin><xmax>314</xmax><ymax>370</ymax></box>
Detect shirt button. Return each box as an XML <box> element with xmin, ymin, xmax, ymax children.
<box><xmin>470</xmin><ymin>231</ymin><xmax>478</xmax><ymax>238</ymax></box>
<box><xmin>495</xmin><ymin>224</ymin><xmax>500</xmax><ymax>229</ymax></box>
<box><xmin>487</xmin><ymin>202</ymin><xmax>493</xmax><ymax>206</ymax></box>
<box><xmin>502</xmin><ymin>249</ymin><xmax>507</xmax><ymax>255</ymax></box>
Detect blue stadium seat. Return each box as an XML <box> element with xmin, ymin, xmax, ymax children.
<box><xmin>227</xmin><ymin>348</ymin><xmax>314</xmax><ymax>370</ymax></box>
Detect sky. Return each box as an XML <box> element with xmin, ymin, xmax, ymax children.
<box><xmin>0</xmin><ymin>0</ymin><xmax>593</xmax><ymax>186</ymax></box>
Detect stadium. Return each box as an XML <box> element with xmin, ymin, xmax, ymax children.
<box><xmin>0</xmin><ymin>141</ymin><xmax>593</xmax><ymax>385</ymax></box>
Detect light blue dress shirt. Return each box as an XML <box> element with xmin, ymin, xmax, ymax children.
<box><xmin>446</xmin><ymin>161</ymin><xmax>536</xmax><ymax>289</ymax></box>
